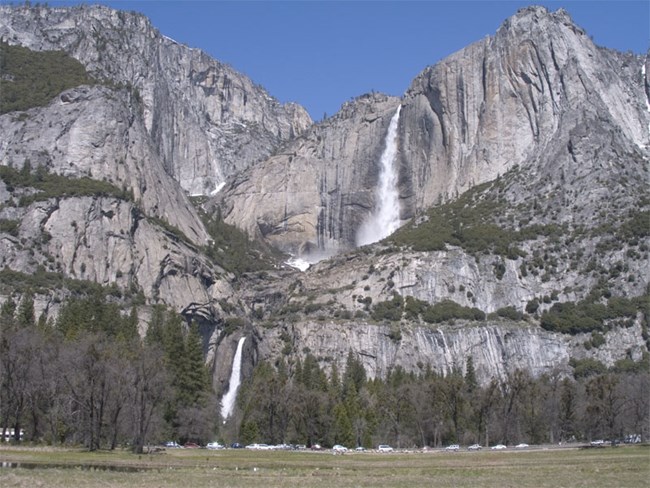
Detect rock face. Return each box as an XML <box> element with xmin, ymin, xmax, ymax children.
<box><xmin>254</xmin><ymin>319</ymin><xmax>646</xmax><ymax>385</ymax></box>
<box><xmin>218</xmin><ymin>6</ymin><xmax>649</xmax><ymax>254</ymax></box>
<box><xmin>0</xmin><ymin>4</ymin><xmax>648</xmax><ymax>390</ymax></box>
<box><xmin>218</xmin><ymin>93</ymin><xmax>401</xmax><ymax>257</ymax></box>
<box><xmin>0</xmin><ymin>3</ymin><xmax>311</xmax><ymax>326</ymax></box>
<box><xmin>398</xmin><ymin>6</ymin><xmax>648</xmax><ymax>216</ymax></box>
<box><xmin>0</xmin><ymin>85</ymin><xmax>209</xmax><ymax>245</ymax></box>
<box><xmin>0</xmin><ymin>4</ymin><xmax>312</xmax><ymax>196</ymax></box>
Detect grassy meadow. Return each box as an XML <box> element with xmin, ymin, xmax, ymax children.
<box><xmin>0</xmin><ymin>444</ymin><xmax>648</xmax><ymax>488</ymax></box>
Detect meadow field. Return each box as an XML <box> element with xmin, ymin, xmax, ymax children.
<box><xmin>1</xmin><ymin>444</ymin><xmax>648</xmax><ymax>487</ymax></box>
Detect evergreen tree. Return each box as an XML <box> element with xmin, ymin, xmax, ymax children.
<box><xmin>465</xmin><ymin>356</ymin><xmax>478</xmax><ymax>392</ymax></box>
<box><xmin>117</xmin><ymin>305</ymin><xmax>139</xmax><ymax>343</ymax></box>
<box><xmin>0</xmin><ymin>297</ymin><xmax>16</xmax><ymax>328</ymax></box>
<box><xmin>145</xmin><ymin>304</ymin><xmax>167</xmax><ymax>347</ymax></box>
<box><xmin>344</xmin><ymin>350</ymin><xmax>366</xmax><ymax>395</ymax></box>
<box><xmin>329</xmin><ymin>362</ymin><xmax>341</xmax><ymax>399</ymax></box>
<box><xmin>17</xmin><ymin>291</ymin><xmax>35</xmax><ymax>327</ymax></box>
<box><xmin>180</xmin><ymin>322</ymin><xmax>210</xmax><ymax>406</ymax></box>
<box><xmin>332</xmin><ymin>402</ymin><xmax>354</xmax><ymax>446</ymax></box>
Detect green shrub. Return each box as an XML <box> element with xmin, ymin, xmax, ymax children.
<box><xmin>494</xmin><ymin>306</ymin><xmax>525</xmax><ymax>321</ymax></box>
<box><xmin>422</xmin><ymin>299</ymin><xmax>485</xmax><ymax>323</ymax></box>
<box><xmin>371</xmin><ymin>294</ymin><xmax>404</xmax><ymax>322</ymax></box>
<box><xmin>540</xmin><ymin>293</ymin><xmax>646</xmax><ymax>334</ymax></box>
<box><xmin>0</xmin><ymin>165</ymin><xmax>133</xmax><ymax>205</ymax></box>
<box><xmin>0</xmin><ymin>40</ymin><xmax>95</xmax><ymax>114</ymax></box>
<box><xmin>223</xmin><ymin>317</ymin><xmax>245</xmax><ymax>336</ymax></box>
<box><xmin>589</xmin><ymin>331</ymin><xmax>606</xmax><ymax>348</ymax></box>
<box><xmin>526</xmin><ymin>298</ymin><xmax>540</xmax><ymax>314</ymax></box>
<box><xmin>569</xmin><ymin>357</ymin><xmax>607</xmax><ymax>379</ymax></box>
<box><xmin>0</xmin><ymin>218</ymin><xmax>20</xmax><ymax>237</ymax></box>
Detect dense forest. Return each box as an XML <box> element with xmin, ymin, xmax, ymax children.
<box><xmin>0</xmin><ymin>292</ymin><xmax>214</xmax><ymax>453</ymax></box>
<box><xmin>1</xmin><ymin>291</ymin><xmax>648</xmax><ymax>451</ymax></box>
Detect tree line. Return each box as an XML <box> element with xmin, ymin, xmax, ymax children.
<box><xmin>0</xmin><ymin>293</ymin><xmax>215</xmax><ymax>453</ymax></box>
<box><xmin>1</xmin><ymin>291</ymin><xmax>648</xmax><ymax>452</ymax></box>
<box><xmin>235</xmin><ymin>352</ymin><xmax>649</xmax><ymax>449</ymax></box>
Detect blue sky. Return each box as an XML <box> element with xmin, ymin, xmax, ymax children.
<box><xmin>44</xmin><ymin>1</ymin><xmax>649</xmax><ymax>120</ymax></box>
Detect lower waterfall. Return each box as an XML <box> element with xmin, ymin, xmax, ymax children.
<box><xmin>220</xmin><ymin>336</ymin><xmax>246</xmax><ymax>420</ymax></box>
<box><xmin>356</xmin><ymin>105</ymin><xmax>402</xmax><ymax>246</ymax></box>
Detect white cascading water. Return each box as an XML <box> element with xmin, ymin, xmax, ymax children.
<box><xmin>356</xmin><ymin>105</ymin><xmax>402</xmax><ymax>246</ymax></box>
<box><xmin>220</xmin><ymin>336</ymin><xmax>246</xmax><ymax>420</ymax></box>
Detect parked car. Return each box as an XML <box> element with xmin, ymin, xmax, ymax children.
<box><xmin>590</xmin><ymin>439</ymin><xmax>604</xmax><ymax>447</ymax></box>
<box><xmin>491</xmin><ymin>444</ymin><xmax>507</xmax><ymax>450</ymax></box>
<box><xmin>332</xmin><ymin>444</ymin><xmax>348</xmax><ymax>453</ymax></box>
<box><xmin>445</xmin><ymin>444</ymin><xmax>460</xmax><ymax>451</ymax></box>
<box><xmin>310</xmin><ymin>444</ymin><xmax>323</xmax><ymax>451</ymax></box>
<box><xmin>206</xmin><ymin>442</ymin><xmax>224</xmax><ymax>450</ymax></box>
<box><xmin>230</xmin><ymin>442</ymin><xmax>243</xmax><ymax>449</ymax></box>
<box><xmin>184</xmin><ymin>442</ymin><xmax>200</xmax><ymax>449</ymax></box>
<box><xmin>164</xmin><ymin>441</ymin><xmax>181</xmax><ymax>448</ymax></box>
<box><xmin>378</xmin><ymin>444</ymin><xmax>394</xmax><ymax>452</ymax></box>
<box><xmin>245</xmin><ymin>443</ymin><xmax>271</xmax><ymax>450</ymax></box>
<box><xmin>515</xmin><ymin>443</ymin><xmax>529</xmax><ymax>449</ymax></box>
<box><xmin>355</xmin><ymin>446</ymin><xmax>366</xmax><ymax>452</ymax></box>
<box><xmin>467</xmin><ymin>444</ymin><xmax>482</xmax><ymax>451</ymax></box>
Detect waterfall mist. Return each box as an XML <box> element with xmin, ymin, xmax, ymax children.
<box><xmin>220</xmin><ymin>336</ymin><xmax>246</xmax><ymax>420</ymax></box>
<box><xmin>356</xmin><ymin>105</ymin><xmax>402</xmax><ymax>246</ymax></box>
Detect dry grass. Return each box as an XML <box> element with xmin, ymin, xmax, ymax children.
<box><xmin>0</xmin><ymin>444</ymin><xmax>648</xmax><ymax>487</ymax></box>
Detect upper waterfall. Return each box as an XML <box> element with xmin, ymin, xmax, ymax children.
<box><xmin>356</xmin><ymin>105</ymin><xmax>402</xmax><ymax>246</ymax></box>
<box><xmin>220</xmin><ymin>336</ymin><xmax>246</xmax><ymax>420</ymax></box>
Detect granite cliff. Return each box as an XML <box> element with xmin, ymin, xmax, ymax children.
<box><xmin>0</xmin><ymin>5</ymin><xmax>648</xmax><ymax>393</ymax></box>
<box><xmin>0</xmin><ymin>4</ymin><xmax>312</xmax><ymax>196</ymax></box>
<box><xmin>217</xmin><ymin>7</ymin><xmax>648</xmax><ymax>259</ymax></box>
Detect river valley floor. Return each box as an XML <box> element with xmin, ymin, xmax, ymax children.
<box><xmin>1</xmin><ymin>443</ymin><xmax>648</xmax><ymax>487</ymax></box>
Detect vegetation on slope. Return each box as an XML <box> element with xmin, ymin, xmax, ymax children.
<box><xmin>0</xmin><ymin>163</ymin><xmax>133</xmax><ymax>205</ymax></box>
<box><xmin>0</xmin><ymin>267</ymin><xmax>123</xmax><ymax>298</ymax></box>
<box><xmin>539</xmin><ymin>293</ymin><xmax>647</xmax><ymax>334</ymax></box>
<box><xmin>192</xmin><ymin>200</ymin><xmax>277</xmax><ymax>276</ymax></box>
<box><xmin>0</xmin><ymin>39</ymin><xmax>95</xmax><ymax>114</ymax></box>
<box><xmin>371</xmin><ymin>294</ymin><xmax>486</xmax><ymax>324</ymax></box>
<box><xmin>390</xmin><ymin>180</ymin><xmax>564</xmax><ymax>258</ymax></box>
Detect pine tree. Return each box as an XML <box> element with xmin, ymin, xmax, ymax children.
<box><xmin>180</xmin><ymin>322</ymin><xmax>210</xmax><ymax>407</ymax></box>
<box><xmin>17</xmin><ymin>291</ymin><xmax>35</xmax><ymax>327</ymax></box>
<box><xmin>117</xmin><ymin>305</ymin><xmax>138</xmax><ymax>343</ymax></box>
<box><xmin>145</xmin><ymin>304</ymin><xmax>166</xmax><ymax>346</ymax></box>
<box><xmin>0</xmin><ymin>297</ymin><xmax>16</xmax><ymax>329</ymax></box>
<box><xmin>465</xmin><ymin>356</ymin><xmax>478</xmax><ymax>392</ymax></box>
<box><xmin>332</xmin><ymin>403</ymin><xmax>354</xmax><ymax>446</ymax></box>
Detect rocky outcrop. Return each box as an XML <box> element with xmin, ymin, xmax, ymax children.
<box><xmin>0</xmin><ymin>4</ymin><xmax>312</xmax><ymax>195</ymax></box>
<box><xmin>250</xmin><ymin>318</ymin><xmax>646</xmax><ymax>386</ymax></box>
<box><xmin>217</xmin><ymin>93</ymin><xmax>401</xmax><ymax>257</ymax></box>
<box><xmin>0</xmin><ymin>194</ymin><xmax>235</xmax><ymax>313</ymax></box>
<box><xmin>218</xmin><ymin>6</ymin><xmax>649</xmax><ymax>255</ymax></box>
<box><xmin>0</xmin><ymin>85</ymin><xmax>208</xmax><ymax>245</ymax></box>
<box><xmin>398</xmin><ymin>6</ymin><xmax>648</xmax><ymax>216</ymax></box>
